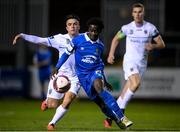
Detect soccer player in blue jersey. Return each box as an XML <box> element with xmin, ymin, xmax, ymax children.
<box><xmin>54</xmin><ymin>17</ymin><xmax>133</xmax><ymax>129</ymax></box>
<box><xmin>33</xmin><ymin>45</ymin><xmax>52</xmax><ymax>100</ymax></box>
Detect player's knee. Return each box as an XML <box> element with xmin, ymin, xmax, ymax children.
<box><xmin>47</xmin><ymin>100</ymin><xmax>59</xmax><ymax>108</ymax></box>
<box><xmin>93</xmin><ymin>79</ymin><xmax>103</xmax><ymax>93</ymax></box>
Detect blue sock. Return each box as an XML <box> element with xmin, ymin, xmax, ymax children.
<box><xmin>99</xmin><ymin>90</ymin><xmax>124</xmax><ymax>122</ymax></box>
<box><xmin>93</xmin><ymin>96</ymin><xmax>116</xmax><ymax>120</ymax></box>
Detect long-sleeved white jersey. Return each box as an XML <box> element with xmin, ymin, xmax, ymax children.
<box><xmin>21</xmin><ymin>33</ymin><xmax>76</xmax><ymax>77</ymax></box>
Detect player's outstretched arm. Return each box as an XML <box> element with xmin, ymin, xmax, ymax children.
<box><xmin>13</xmin><ymin>33</ymin><xmax>49</xmax><ymax>46</ymax></box>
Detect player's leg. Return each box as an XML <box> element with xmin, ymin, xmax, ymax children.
<box><xmin>93</xmin><ymin>77</ymin><xmax>133</xmax><ymax>129</ymax></box>
<box><xmin>103</xmin><ymin>81</ymin><xmax>129</xmax><ymax>128</ymax></box>
<box><xmin>47</xmin><ymin>76</ymin><xmax>80</xmax><ymax>130</ymax></box>
<box><xmin>48</xmin><ymin>91</ymin><xmax>76</xmax><ymax>126</ymax></box>
<box><xmin>117</xmin><ymin>61</ymin><xmax>146</xmax><ymax>112</ymax></box>
<box><xmin>93</xmin><ymin>96</ymin><xmax>116</xmax><ymax>120</ymax></box>
<box><xmin>104</xmin><ymin>69</ymin><xmax>140</xmax><ymax>128</ymax></box>
<box><xmin>93</xmin><ymin>96</ymin><xmax>114</xmax><ymax>128</ymax></box>
<box><xmin>41</xmin><ymin>79</ymin><xmax>64</xmax><ymax>111</ymax></box>
<box><xmin>116</xmin><ymin>62</ymin><xmax>141</xmax><ymax>111</ymax></box>
<box><xmin>116</xmin><ymin>77</ymin><xmax>136</xmax><ymax>112</ymax></box>
<box><xmin>44</xmin><ymin>80</ymin><xmax>65</xmax><ymax>131</ymax></box>
<box><xmin>39</xmin><ymin>80</ymin><xmax>46</xmax><ymax>100</ymax></box>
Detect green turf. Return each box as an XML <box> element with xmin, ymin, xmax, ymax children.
<box><xmin>0</xmin><ymin>98</ymin><xmax>180</xmax><ymax>131</ymax></box>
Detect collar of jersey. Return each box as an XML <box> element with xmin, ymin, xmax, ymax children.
<box><xmin>84</xmin><ymin>32</ymin><xmax>100</xmax><ymax>44</ymax></box>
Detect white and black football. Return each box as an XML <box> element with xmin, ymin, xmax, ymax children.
<box><xmin>53</xmin><ymin>75</ymin><xmax>71</xmax><ymax>93</ymax></box>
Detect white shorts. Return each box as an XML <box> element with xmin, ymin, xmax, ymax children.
<box><xmin>123</xmin><ymin>60</ymin><xmax>147</xmax><ymax>80</ymax></box>
<box><xmin>47</xmin><ymin>73</ymin><xmax>81</xmax><ymax>100</ymax></box>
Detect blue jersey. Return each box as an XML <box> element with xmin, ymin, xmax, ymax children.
<box><xmin>71</xmin><ymin>33</ymin><xmax>104</xmax><ymax>77</ymax></box>
<box><xmin>55</xmin><ymin>33</ymin><xmax>105</xmax><ymax>99</ymax></box>
<box><xmin>34</xmin><ymin>48</ymin><xmax>52</xmax><ymax>83</ymax></box>
<box><xmin>56</xmin><ymin>33</ymin><xmax>126</xmax><ymax>120</ymax></box>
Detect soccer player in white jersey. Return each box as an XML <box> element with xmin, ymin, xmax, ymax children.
<box><xmin>12</xmin><ymin>14</ymin><xmax>81</xmax><ymax>131</ymax></box>
<box><xmin>105</xmin><ymin>3</ymin><xmax>166</xmax><ymax>128</ymax></box>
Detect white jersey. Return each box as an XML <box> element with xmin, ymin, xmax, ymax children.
<box><xmin>21</xmin><ymin>33</ymin><xmax>80</xmax><ymax>97</ymax></box>
<box><xmin>47</xmin><ymin>34</ymin><xmax>76</xmax><ymax>77</ymax></box>
<box><xmin>121</xmin><ymin>21</ymin><xmax>159</xmax><ymax>66</ymax></box>
<box><xmin>47</xmin><ymin>34</ymin><xmax>80</xmax><ymax>97</ymax></box>
<box><xmin>21</xmin><ymin>33</ymin><xmax>76</xmax><ymax>77</ymax></box>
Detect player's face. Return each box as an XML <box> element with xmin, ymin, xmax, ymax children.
<box><xmin>132</xmin><ymin>7</ymin><xmax>144</xmax><ymax>24</ymax></box>
<box><xmin>88</xmin><ymin>25</ymin><xmax>101</xmax><ymax>41</ymax></box>
<box><xmin>66</xmin><ymin>18</ymin><xmax>80</xmax><ymax>37</ymax></box>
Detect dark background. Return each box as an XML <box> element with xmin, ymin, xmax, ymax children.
<box><xmin>0</xmin><ymin>0</ymin><xmax>180</xmax><ymax>67</ymax></box>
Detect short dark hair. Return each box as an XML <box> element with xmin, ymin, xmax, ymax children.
<box><xmin>65</xmin><ymin>14</ymin><xmax>80</xmax><ymax>22</ymax></box>
<box><xmin>132</xmin><ymin>3</ymin><xmax>144</xmax><ymax>10</ymax></box>
<box><xmin>86</xmin><ymin>17</ymin><xmax>104</xmax><ymax>31</ymax></box>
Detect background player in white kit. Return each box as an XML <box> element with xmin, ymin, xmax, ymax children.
<box><xmin>105</xmin><ymin>3</ymin><xmax>166</xmax><ymax>128</ymax></box>
<box><xmin>13</xmin><ymin>14</ymin><xmax>81</xmax><ymax>131</ymax></box>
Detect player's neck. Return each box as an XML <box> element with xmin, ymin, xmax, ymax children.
<box><xmin>135</xmin><ymin>21</ymin><xmax>144</xmax><ymax>27</ymax></box>
<box><xmin>68</xmin><ymin>33</ymin><xmax>79</xmax><ymax>39</ymax></box>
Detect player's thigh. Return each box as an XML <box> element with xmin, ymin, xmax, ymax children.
<box><xmin>123</xmin><ymin>61</ymin><xmax>139</xmax><ymax>80</ymax></box>
<box><xmin>47</xmin><ymin>97</ymin><xmax>61</xmax><ymax>108</ymax></box>
<box><xmin>68</xmin><ymin>76</ymin><xmax>81</xmax><ymax>95</ymax></box>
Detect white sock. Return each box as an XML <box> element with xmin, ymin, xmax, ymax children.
<box><xmin>49</xmin><ymin>105</ymin><xmax>67</xmax><ymax>125</ymax></box>
<box><xmin>117</xmin><ymin>88</ymin><xmax>134</xmax><ymax>109</ymax></box>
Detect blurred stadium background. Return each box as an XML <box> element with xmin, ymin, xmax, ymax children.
<box><xmin>0</xmin><ymin>0</ymin><xmax>180</xmax><ymax>131</ymax></box>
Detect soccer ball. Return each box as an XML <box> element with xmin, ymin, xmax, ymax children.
<box><xmin>53</xmin><ymin>75</ymin><xmax>71</xmax><ymax>93</ymax></box>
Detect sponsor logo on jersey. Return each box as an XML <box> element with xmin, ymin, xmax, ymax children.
<box><xmin>81</xmin><ymin>55</ymin><xmax>97</xmax><ymax>64</ymax></box>
<box><xmin>130</xmin><ymin>38</ymin><xmax>149</xmax><ymax>44</ymax></box>
<box><xmin>144</xmin><ymin>30</ymin><xmax>148</xmax><ymax>34</ymax></box>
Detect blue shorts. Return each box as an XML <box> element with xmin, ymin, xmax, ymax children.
<box><xmin>78</xmin><ymin>70</ymin><xmax>104</xmax><ymax>100</ymax></box>
<box><xmin>39</xmin><ymin>68</ymin><xmax>51</xmax><ymax>84</ymax></box>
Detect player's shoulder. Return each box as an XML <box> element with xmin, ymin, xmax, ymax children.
<box><xmin>72</xmin><ymin>33</ymin><xmax>86</xmax><ymax>45</ymax></box>
<box><xmin>143</xmin><ymin>21</ymin><xmax>156</xmax><ymax>28</ymax></box>
<box><xmin>73</xmin><ymin>33</ymin><xmax>85</xmax><ymax>40</ymax></box>
<box><xmin>53</xmin><ymin>33</ymin><xmax>68</xmax><ymax>41</ymax></box>
<box><xmin>49</xmin><ymin>33</ymin><xmax>63</xmax><ymax>39</ymax></box>
<box><xmin>121</xmin><ymin>21</ymin><xmax>134</xmax><ymax>30</ymax></box>
<box><xmin>62</xmin><ymin>34</ymin><xmax>71</xmax><ymax>39</ymax></box>
<box><xmin>75</xmin><ymin>33</ymin><xmax>84</xmax><ymax>38</ymax></box>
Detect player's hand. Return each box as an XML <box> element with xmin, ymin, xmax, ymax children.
<box><xmin>107</xmin><ymin>54</ymin><xmax>115</xmax><ymax>64</ymax></box>
<box><xmin>50</xmin><ymin>67</ymin><xmax>58</xmax><ymax>79</ymax></box>
<box><xmin>105</xmin><ymin>81</ymin><xmax>113</xmax><ymax>91</ymax></box>
<box><xmin>12</xmin><ymin>34</ymin><xmax>21</xmax><ymax>45</ymax></box>
<box><xmin>145</xmin><ymin>43</ymin><xmax>154</xmax><ymax>51</ymax></box>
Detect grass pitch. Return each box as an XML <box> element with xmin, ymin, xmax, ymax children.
<box><xmin>0</xmin><ymin>98</ymin><xmax>180</xmax><ymax>131</ymax></box>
